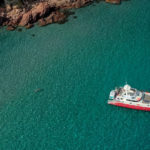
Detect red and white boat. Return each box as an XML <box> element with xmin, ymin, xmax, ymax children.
<box><xmin>108</xmin><ymin>84</ymin><xmax>150</xmax><ymax>111</ymax></box>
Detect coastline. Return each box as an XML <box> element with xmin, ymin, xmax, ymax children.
<box><xmin>0</xmin><ymin>0</ymin><xmax>120</xmax><ymax>31</ymax></box>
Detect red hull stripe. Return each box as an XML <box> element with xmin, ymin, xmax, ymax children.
<box><xmin>108</xmin><ymin>102</ymin><xmax>150</xmax><ymax>111</ymax></box>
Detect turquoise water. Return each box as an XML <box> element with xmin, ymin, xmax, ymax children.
<box><xmin>0</xmin><ymin>0</ymin><xmax>150</xmax><ymax>149</ymax></box>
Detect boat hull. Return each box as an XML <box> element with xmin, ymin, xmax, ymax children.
<box><xmin>108</xmin><ymin>101</ymin><xmax>150</xmax><ymax>111</ymax></box>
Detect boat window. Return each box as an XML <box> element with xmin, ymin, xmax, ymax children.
<box><xmin>129</xmin><ymin>93</ymin><xmax>135</xmax><ymax>96</ymax></box>
<box><xmin>137</xmin><ymin>91</ymin><xmax>140</xmax><ymax>96</ymax></box>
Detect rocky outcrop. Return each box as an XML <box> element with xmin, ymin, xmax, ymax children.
<box><xmin>32</xmin><ymin>2</ymin><xmax>52</xmax><ymax>19</ymax></box>
<box><xmin>105</xmin><ymin>0</ymin><xmax>120</xmax><ymax>4</ymax></box>
<box><xmin>19</xmin><ymin>2</ymin><xmax>55</xmax><ymax>26</ymax></box>
<box><xmin>0</xmin><ymin>0</ymin><xmax>122</xmax><ymax>31</ymax></box>
<box><xmin>38</xmin><ymin>11</ymin><xmax>66</xmax><ymax>26</ymax></box>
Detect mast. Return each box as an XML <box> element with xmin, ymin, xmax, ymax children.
<box><xmin>126</xmin><ymin>88</ymin><xmax>127</xmax><ymax>98</ymax></box>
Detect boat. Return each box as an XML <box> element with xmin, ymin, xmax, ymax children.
<box><xmin>108</xmin><ymin>84</ymin><xmax>150</xmax><ymax>111</ymax></box>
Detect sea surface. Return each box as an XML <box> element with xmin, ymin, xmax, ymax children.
<box><xmin>0</xmin><ymin>0</ymin><xmax>150</xmax><ymax>149</ymax></box>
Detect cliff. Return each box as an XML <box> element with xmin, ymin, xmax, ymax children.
<box><xmin>0</xmin><ymin>0</ymin><xmax>121</xmax><ymax>31</ymax></box>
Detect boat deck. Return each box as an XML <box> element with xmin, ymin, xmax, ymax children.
<box><xmin>142</xmin><ymin>93</ymin><xmax>150</xmax><ymax>103</ymax></box>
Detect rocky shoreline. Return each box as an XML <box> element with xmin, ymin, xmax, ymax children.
<box><xmin>0</xmin><ymin>0</ymin><xmax>120</xmax><ymax>31</ymax></box>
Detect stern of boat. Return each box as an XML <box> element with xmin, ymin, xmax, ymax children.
<box><xmin>108</xmin><ymin>100</ymin><xmax>116</xmax><ymax>104</ymax></box>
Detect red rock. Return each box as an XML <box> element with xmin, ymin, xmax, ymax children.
<box><xmin>32</xmin><ymin>2</ymin><xmax>51</xmax><ymax>20</ymax></box>
<box><xmin>6</xmin><ymin>4</ymin><xmax>12</xmax><ymax>12</ymax></box>
<box><xmin>19</xmin><ymin>11</ymin><xmax>32</xmax><ymax>26</ymax></box>
<box><xmin>13</xmin><ymin>15</ymin><xmax>22</xmax><ymax>24</ymax></box>
<box><xmin>71</xmin><ymin>0</ymin><xmax>93</xmax><ymax>8</ymax></box>
<box><xmin>7</xmin><ymin>26</ymin><xmax>15</xmax><ymax>31</ymax></box>
<box><xmin>38</xmin><ymin>18</ymin><xmax>47</xmax><ymax>26</ymax></box>
<box><xmin>53</xmin><ymin>11</ymin><xmax>66</xmax><ymax>23</ymax></box>
<box><xmin>45</xmin><ymin>15</ymin><xmax>53</xmax><ymax>24</ymax></box>
<box><xmin>19</xmin><ymin>2</ymin><xmax>53</xmax><ymax>27</ymax></box>
<box><xmin>75</xmin><ymin>0</ymin><xmax>84</xmax><ymax>8</ymax></box>
<box><xmin>105</xmin><ymin>0</ymin><xmax>120</xmax><ymax>4</ymax></box>
<box><xmin>7</xmin><ymin>15</ymin><xmax>22</xmax><ymax>27</ymax></box>
<box><xmin>25</xmin><ymin>23</ymin><xmax>33</xmax><ymax>29</ymax></box>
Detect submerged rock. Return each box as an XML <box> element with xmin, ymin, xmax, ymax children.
<box><xmin>34</xmin><ymin>88</ymin><xmax>44</xmax><ymax>93</ymax></box>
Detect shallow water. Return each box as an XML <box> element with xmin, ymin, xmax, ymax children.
<box><xmin>0</xmin><ymin>0</ymin><xmax>150</xmax><ymax>149</ymax></box>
